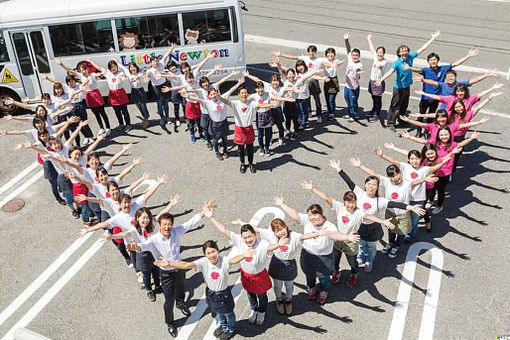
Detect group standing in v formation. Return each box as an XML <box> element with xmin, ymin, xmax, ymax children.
<box><xmin>0</xmin><ymin>29</ymin><xmax>504</xmax><ymax>339</ymax></box>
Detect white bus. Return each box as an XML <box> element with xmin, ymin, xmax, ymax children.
<box><xmin>0</xmin><ymin>0</ymin><xmax>246</xmax><ymax>112</ymax></box>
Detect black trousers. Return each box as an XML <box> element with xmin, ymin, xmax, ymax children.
<box><xmin>283</xmin><ymin>101</ymin><xmax>299</xmax><ymax>132</ymax></box>
<box><xmin>113</xmin><ymin>104</ymin><xmax>131</xmax><ymax>126</ymax></box>
<box><xmin>238</xmin><ymin>143</ymin><xmax>254</xmax><ymax>165</ymax></box>
<box><xmin>90</xmin><ymin>106</ymin><xmax>110</xmax><ymax>130</ymax></box>
<box><xmin>418</xmin><ymin>99</ymin><xmax>439</xmax><ymax>124</ymax></box>
<box><xmin>387</xmin><ymin>87</ymin><xmax>410</xmax><ymax>126</ymax></box>
<box><xmin>429</xmin><ymin>175</ymin><xmax>450</xmax><ymax>208</ymax></box>
<box><xmin>161</xmin><ymin>270</ymin><xmax>186</xmax><ymax>325</ymax></box>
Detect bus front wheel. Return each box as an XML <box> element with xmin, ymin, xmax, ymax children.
<box><xmin>0</xmin><ymin>88</ymin><xmax>20</xmax><ymax>115</ymax></box>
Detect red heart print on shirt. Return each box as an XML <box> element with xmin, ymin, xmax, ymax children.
<box><xmin>342</xmin><ymin>216</ymin><xmax>350</xmax><ymax>224</ymax></box>
<box><xmin>288</xmin><ymin>84</ymin><xmax>293</xmax><ymax>88</ymax></box>
<box><xmin>241</xmin><ymin>107</ymin><xmax>247</xmax><ymax>113</ymax></box>
<box><xmin>363</xmin><ymin>202</ymin><xmax>372</xmax><ymax>210</ymax></box>
<box><xmin>216</xmin><ymin>104</ymin><xmax>222</xmax><ymax>111</ymax></box>
<box><xmin>106</xmin><ymin>192</ymin><xmax>110</xmax><ymax>198</ymax></box>
<box><xmin>279</xmin><ymin>245</ymin><xmax>289</xmax><ymax>252</ymax></box>
<box><xmin>259</xmin><ymin>98</ymin><xmax>264</xmax><ymax>104</ymax></box>
<box><xmin>130</xmin><ymin>219</ymin><xmax>135</xmax><ymax>225</ymax></box>
<box><xmin>95</xmin><ymin>176</ymin><xmax>99</xmax><ymax>183</ymax></box>
<box><xmin>391</xmin><ymin>192</ymin><xmax>399</xmax><ymax>199</ymax></box>
<box><xmin>296</xmin><ymin>76</ymin><xmax>301</xmax><ymax>80</ymax></box>
<box><xmin>211</xmin><ymin>272</ymin><xmax>220</xmax><ymax>280</ymax></box>
<box><xmin>308</xmin><ymin>63</ymin><xmax>313</xmax><ymax>68</ymax></box>
<box><xmin>143</xmin><ymin>230</ymin><xmax>150</xmax><ymax>239</ymax></box>
<box><xmin>411</xmin><ymin>172</ymin><xmax>418</xmax><ymax>179</ymax></box>
<box><xmin>111</xmin><ymin>78</ymin><xmax>116</xmax><ymax>83</ymax></box>
<box><xmin>244</xmin><ymin>256</ymin><xmax>253</xmax><ymax>262</ymax></box>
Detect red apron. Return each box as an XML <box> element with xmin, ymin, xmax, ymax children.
<box><xmin>185</xmin><ymin>101</ymin><xmax>201</xmax><ymax>120</ymax></box>
<box><xmin>37</xmin><ymin>153</ymin><xmax>44</xmax><ymax>165</ymax></box>
<box><xmin>108</xmin><ymin>89</ymin><xmax>129</xmax><ymax>106</ymax></box>
<box><xmin>233</xmin><ymin>125</ymin><xmax>255</xmax><ymax>145</ymax></box>
<box><xmin>240</xmin><ymin>269</ymin><xmax>272</xmax><ymax>294</ymax></box>
<box><xmin>111</xmin><ymin>226</ymin><xmax>124</xmax><ymax>245</ymax></box>
<box><xmin>72</xmin><ymin>183</ymin><xmax>89</xmax><ymax>204</ymax></box>
<box><xmin>85</xmin><ymin>89</ymin><xmax>105</xmax><ymax>107</ymax></box>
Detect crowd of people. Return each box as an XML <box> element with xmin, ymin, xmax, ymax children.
<box><xmin>0</xmin><ymin>29</ymin><xmax>504</xmax><ymax>339</ymax></box>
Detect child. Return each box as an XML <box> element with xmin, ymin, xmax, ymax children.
<box><xmin>366</xmin><ymin>34</ymin><xmax>387</xmax><ymax>122</ymax></box>
<box><xmin>155</xmin><ymin>240</ymin><xmax>254</xmax><ymax>340</ymax></box>
<box><xmin>343</xmin><ymin>33</ymin><xmax>363</xmax><ymax>122</ymax></box>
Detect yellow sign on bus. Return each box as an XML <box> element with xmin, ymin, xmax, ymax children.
<box><xmin>1</xmin><ymin>69</ymin><xmax>19</xmax><ymax>84</ymax></box>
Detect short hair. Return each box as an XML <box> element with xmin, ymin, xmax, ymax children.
<box><xmin>445</xmin><ymin>69</ymin><xmax>457</xmax><ymax>77</ymax></box>
<box><xmin>201</xmin><ymin>240</ymin><xmax>219</xmax><ymax>254</ymax></box>
<box><xmin>386</xmin><ymin>164</ymin><xmax>401</xmax><ymax>177</ymax></box>
<box><xmin>427</xmin><ymin>52</ymin><xmax>440</xmax><ymax>62</ymax></box>
<box><xmin>167</xmin><ymin>61</ymin><xmax>178</xmax><ymax>69</ymax></box>
<box><xmin>41</xmin><ymin>93</ymin><xmax>51</xmax><ymax>100</ymax></box>
<box><xmin>295</xmin><ymin>59</ymin><xmax>308</xmax><ymax>74</ymax></box>
<box><xmin>254</xmin><ymin>81</ymin><xmax>264</xmax><ymax>90</ymax></box>
<box><xmin>325</xmin><ymin>47</ymin><xmax>336</xmax><ymax>56</ymax></box>
<box><xmin>68</xmin><ymin>145</ymin><xmax>82</xmax><ymax>158</ymax></box>
<box><xmin>158</xmin><ymin>212</ymin><xmax>174</xmax><ymax>225</ymax></box>
<box><xmin>407</xmin><ymin>150</ymin><xmax>422</xmax><ymax>160</ymax></box>
<box><xmin>376</xmin><ymin>46</ymin><xmax>386</xmax><ymax>54</ymax></box>
<box><xmin>149</xmin><ymin>56</ymin><xmax>159</xmax><ymax>62</ymax></box>
<box><xmin>352</xmin><ymin>48</ymin><xmax>361</xmax><ymax>55</ymax></box>
<box><xmin>119</xmin><ymin>193</ymin><xmax>132</xmax><ymax>204</ymax></box>
<box><xmin>343</xmin><ymin>191</ymin><xmax>357</xmax><ymax>202</ymax></box>
<box><xmin>238</xmin><ymin>86</ymin><xmax>248</xmax><ymax>93</ymax></box>
<box><xmin>307</xmin><ymin>204</ymin><xmax>324</xmax><ymax>216</ymax></box>
<box><xmin>107</xmin><ymin>60</ymin><xmax>118</xmax><ymax>72</ymax></box>
<box><xmin>396</xmin><ymin>45</ymin><xmax>410</xmax><ymax>57</ymax></box>
<box><xmin>65</xmin><ymin>75</ymin><xmax>77</xmax><ymax>85</ymax></box>
<box><xmin>240</xmin><ymin>223</ymin><xmax>256</xmax><ymax>235</ymax></box>
<box><xmin>269</xmin><ymin>74</ymin><xmax>280</xmax><ymax>83</ymax></box>
<box><xmin>307</xmin><ymin>45</ymin><xmax>317</xmax><ymax>53</ymax></box>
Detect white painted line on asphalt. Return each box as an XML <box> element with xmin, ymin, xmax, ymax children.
<box><xmin>0</xmin><ymin>170</ymin><xmax>43</xmax><ymax>208</ymax></box>
<box><xmin>387</xmin><ymin>242</ymin><xmax>444</xmax><ymax>340</ymax></box>
<box><xmin>0</xmin><ymin>232</ymin><xmax>93</xmax><ymax>327</ymax></box>
<box><xmin>2</xmin><ymin>238</ymin><xmax>105</xmax><ymax>340</ymax></box>
<box><xmin>176</xmin><ymin>207</ymin><xmax>285</xmax><ymax>339</ymax></box>
<box><xmin>0</xmin><ymin>162</ymin><xmax>39</xmax><ymax>198</ymax></box>
<box><xmin>245</xmin><ymin>34</ymin><xmax>508</xmax><ymax>77</ymax></box>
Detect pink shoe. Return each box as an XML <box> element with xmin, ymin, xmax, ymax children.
<box><xmin>317</xmin><ymin>291</ymin><xmax>328</xmax><ymax>305</ymax></box>
<box><xmin>331</xmin><ymin>270</ymin><xmax>340</xmax><ymax>284</ymax></box>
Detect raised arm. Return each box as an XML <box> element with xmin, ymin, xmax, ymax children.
<box><xmin>374</xmin><ymin>147</ymin><xmax>400</xmax><ymax>167</ymax></box>
<box><xmin>468</xmin><ymin>70</ymin><xmax>497</xmax><ymax>86</ymax></box>
<box><xmin>242</xmin><ymin>70</ymin><xmax>262</xmax><ymax>83</ymax></box>
<box><xmin>207</xmin><ymin>212</ymin><xmax>232</xmax><ymax>239</ymax></box>
<box><xmin>143</xmin><ymin>175</ymin><xmax>168</xmax><ymax>202</ymax></box>
<box><xmin>162</xmin><ymin>43</ymin><xmax>177</xmax><ymax>64</ymax></box>
<box><xmin>376</xmin><ymin>68</ymin><xmax>395</xmax><ymax>86</ymax></box>
<box><xmin>40</xmin><ymin>73</ymin><xmax>59</xmax><ymax>84</ymax></box>
<box><xmin>223</xmin><ymin>77</ymin><xmax>245</xmax><ymax>100</ymax></box>
<box><xmin>54</xmin><ymin>58</ymin><xmax>78</xmax><ymax>76</ymax></box>
<box><xmin>229</xmin><ymin>249</ymin><xmax>257</xmax><ymax>265</ymax></box>
<box><xmin>416</xmin><ymin>30</ymin><xmax>441</xmax><ymax>55</ymax></box>
<box><xmin>367</xmin><ymin>33</ymin><xmax>376</xmax><ymax>54</ymax></box>
<box><xmin>117</xmin><ymin>157</ymin><xmax>142</xmax><ymax>181</ymax></box>
<box><xmin>451</xmin><ymin>48</ymin><xmax>479</xmax><ymax>68</ymax></box>
<box><xmin>105</xmin><ymin>143</ymin><xmax>132</xmax><ymax>169</ymax></box>
<box><xmin>384</xmin><ymin>142</ymin><xmax>409</xmax><ymax>157</ymax></box>
<box><xmin>350</xmin><ymin>157</ymin><xmax>380</xmax><ymax>179</ymax></box>
<box><xmin>328</xmin><ymin>159</ymin><xmax>356</xmax><ymax>190</ymax></box>
<box><xmin>414</xmin><ymin>89</ymin><xmax>440</xmax><ymax>101</ymax></box>
<box><xmin>400</xmin><ymin>130</ymin><xmax>428</xmax><ymax>145</ymax></box>
<box><xmin>473</xmin><ymin>92</ymin><xmax>502</xmax><ymax>117</ymax></box>
<box><xmin>86</xmin><ymin>58</ymin><xmax>107</xmax><ymax>77</ymax></box>
<box><xmin>344</xmin><ymin>33</ymin><xmax>352</xmax><ymax>54</ymax></box>
<box><xmin>273</xmin><ymin>195</ymin><xmax>300</xmax><ymax>223</ymax></box>
<box><xmin>154</xmin><ymin>257</ymin><xmax>196</xmax><ymax>271</ymax></box>
<box><xmin>193</xmin><ymin>53</ymin><xmax>213</xmax><ymax>72</ymax></box>
<box><xmin>215</xmin><ymin>70</ymin><xmax>240</xmax><ymax>87</ymax></box>
<box><xmin>67</xmin><ymin>120</ymin><xmax>86</xmax><ymax>145</ymax></box>
<box><xmin>272</xmin><ymin>50</ymin><xmax>299</xmax><ymax>60</ymax></box>
<box><xmin>458</xmin><ymin>131</ymin><xmax>480</xmax><ymax>148</ymax></box>
<box><xmin>363</xmin><ymin>214</ymin><xmax>396</xmax><ymax>230</ymax></box>
<box><xmin>413</xmin><ymin>74</ymin><xmax>439</xmax><ymax>87</ymax></box>
<box><xmin>4</xmin><ymin>97</ymin><xmax>32</xmax><ymax>110</ymax></box>
<box><xmin>300</xmin><ymin>181</ymin><xmax>333</xmax><ymax>207</ymax></box>
<box><xmin>399</xmin><ymin>114</ymin><xmax>427</xmax><ymax>128</ymax></box>
<box><xmin>155</xmin><ymin>194</ymin><xmax>181</xmax><ymax>221</ymax></box>
<box><xmin>84</xmin><ymin>134</ymin><xmax>105</xmax><ymax>156</ymax></box>
<box><xmin>477</xmin><ymin>83</ymin><xmax>503</xmax><ymax>99</ymax></box>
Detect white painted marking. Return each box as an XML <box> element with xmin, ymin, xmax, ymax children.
<box><xmin>0</xmin><ymin>162</ymin><xmax>39</xmax><ymax>197</ymax></box>
<box><xmin>2</xmin><ymin>239</ymin><xmax>105</xmax><ymax>340</ymax></box>
<box><xmin>177</xmin><ymin>207</ymin><xmax>285</xmax><ymax>339</ymax></box>
<box><xmin>0</xmin><ymin>232</ymin><xmax>93</xmax><ymax>327</ymax></box>
<box><xmin>387</xmin><ymin>242</ymin><xmax>444</xmax><ymax>340</ymax></box>
<box><xmin>0</xmin><ymin>170</ymin><xmax>43</xmax><ymax>208</ymax></box>
<box><xmin>245</xmin><ymin>34</ymin><xmax>507</xmax><ymax>77</ymax></box>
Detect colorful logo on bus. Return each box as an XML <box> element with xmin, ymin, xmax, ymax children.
<box><xmin>120</xmin><ymin>48</ymin><xmax>230</xmax><ymax>67</ymax></box>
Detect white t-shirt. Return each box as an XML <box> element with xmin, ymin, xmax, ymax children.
<box><xmin>295</xmin><ymin>73</ymin><xmax>311</xmax><ymax>99</ymax></box>
<box><xmin>299</xmin><ymin>55</ymin><xmax>324</xmax><ymax>72</ymax></box>
<box><xmin>370</xmin><ymin>54</ymin><xmax>388</xmax><ymax>81</ymax></box>
<box><xmin>84</xmin><ymin>162</ymin><xmax>112</xmax><ymax>185</ymax></box>
<box><xmin>248</xmin><ymin>89</ymin><xmax>271</xmax><ymax>113</ymax></box>
<box><xmin>105</xmin><ymin>196</ymin><xmax>146</xmax><ymax>231</ymax></box>
<box><xmin>182</xmin><ymin>82</ymin><xmax>199</xmax><ymax>103</ymax></box>
<box><xmin>125</xmin><ymin>71</ymin><xmax>144</xmax><ymax>89</ymax></box>
<box><xmin>125</xmin><ymin>225</ymin><xmax>154</xmax><ymax>244</ymax></box>
<box><xmin>194</xmin><ymin>256</ymin><xmax>231</xmax><ymax>292</ymax></box>
<box><xmin>400</xmin><ymin>162</ymin><xmax>430</xmax><ymax>201</ymax></box>
<box><xmin>63</xmin><ymin>84</ymin><xmax>84</xmax><ymax>103</ymax></box>
<box><xmin>231</xmin><ymin>100</ymin><xmax>258</xmax><ymax>127</ymax></box>
<box><xmin>380</xmin><ymin>176</ymin><xmax>412</xmax><ymax>214</ymax></box>
<box><xmin>332</xmin><ymin>199</ymin><xmax>365</xmax><ymax>234</ymax></box>
<box><xmin>299</xmin><ymin>213</ymin><xmax>337</xmax><ymax>256</ymax></box>
<box><xmin>322</xmin><ymin>59</ymin><xmax>341</xmax><ymax>78</ymax></box>
<box><xmin>90</xmin><ymin>175</ymin><xmax>122</xmax><ymax>199</ymax></box>
<box><xmin>259</xmin><ymin>228</ymin><xmax>302</xmax><ymax>261</ymax></box>
<box><xmin>202</xmin><ymin>96</ymin><xmax>229</xmax><ymax>122</ymax></box>
<box><xmin>353</xmin><ymin>185</ymin><xmax>390</xmax><ymax>223</ymax></box>
<box><xmin>25</xmin><ymin>125</ymin><xmax>57</xmax><ymax>143</ymax></box>
<box><xmin>230</xmin><ymin>232</ymin><xmax>270</xmax><ymax>275</ymax></box>
<box><xmin>345</xmin><ymin>53</ymin><xmax>363</xmax><ymax>90</ymax></box>
<box><xmin>101</xmin><ymin>187</ymin><xmax>136</xmax><ymax>217</ymax></box>
<box><xmin>105</xmin><ymin>71</ymin><xmax>125</xmax><ymax>90</ymax></box>
<box><xmin>178</xmin><ymin>69</ymin><xmax>200</xmax><ymax>90</ymax></box>
<box><xmin>168</xmin><ymin>69</ymin><xmax>183</xmax><ymax>87</ymax></box>
<box><xmin>68</xmin><ymin>154</ymin><xmax>87</xmax><ymax>184</ymax></box>
<box><xmin>77</xmin><ymin>73</ymin><xmax>99</xmax><ymax>91</ymax></box>
<box><xmin>146</xmin><ymin>61</ymin><xmax>167</xmax><ymax>87</ymax></box>
<box><xmin>282</xmin><ymin>78</ymin><xmax>304</xmax><ymax>100</ymax></box>
<box><xmin>47</xmin><ymin>140</ymin><xmax>72</xmax><ymax>174</ymax></box>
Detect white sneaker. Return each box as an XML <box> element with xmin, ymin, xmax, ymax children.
<box><xmin>259</xmin><ymin>151</ymin><xmax>265</xmax><ymax>156</ymax></box>
<box><xmin>389</xmin><ymin>247</ymin><xmax>399</xmax><ymax>259</ymax></box>
<box><xmin>348</xmin><ymin>117</ymin><xmax>355</xmax><ymax>122</ymax></box>
<box><xmin>381</xmin><ymin>244</ymin><xmax>392</xmax><ymax>254</ymax></box>
<box><xmin>343</xmin><ymin>114</ymin><xmax>350</xmax><ymax>119</ymax></box>
<box><xmin>256</xmin><ymin>312</ymin><xmax>265</xmax><ymax>325</ymax></box>
<box><xmin>136</xmin><ymin>272</ymin><xmax>144</xmax><ymax>283</ymax></box>
<box><xmin>248</xmin><ymin>311</ymin><xmax>258</xmax><ymax>324</ymax></box>
<box><xmin>97</xmin><ymin>128</ymin><xmax>105</xmax><ymax>136</ymax></box>
<box><xmin>278</xmin><ymin>138</ymin><xmax>284</xmax><ymax>146</ymax></box>
<box><xmin>105</xmin><ymin>129</ymin><xmax>111</xmax><ymax>136</ymax></box>
<box><xmin>356</xmin><ymin>256</ymin><xmax>364</xmax><ymax>266</ymax></box>
<box><xmin>176</xmin><ymin>120</ymin><xmax>181</xmax><ymax>127</ymax></box>
<box><xmin>364</xmin><ymin>262</ymin><xmax>373</xmax><ymax>272</ymax></box>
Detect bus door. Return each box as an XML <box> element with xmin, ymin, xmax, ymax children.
<box><xmin>9</xmin><ymin>30</ymin><xmax>51</xmax><ymax>98</ymax></box>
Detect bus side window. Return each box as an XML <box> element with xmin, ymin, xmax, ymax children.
<box><xmin>49</xmin><ymin>20</ymin><xmax>114</xmax><ymax>57</ymax></box>
<box><xmin>115</xmin><ymin>14</ymin><xmax>180</xmax><ymax>51</ymax></box>
<box><xmin>182</xmin><ymin>9</ymin><xmax>231</xmax><ymax>45</ymax></box>
<box><xmin>0</xmin><ymin>31</ymin><xmax>10</xmax><ymax>63</ymax></box>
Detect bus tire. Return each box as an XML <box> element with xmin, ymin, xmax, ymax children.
<box><xmin>0</xmin><ymin>88</ymin><xmax>21</xmax><ymax>115</ymax></box>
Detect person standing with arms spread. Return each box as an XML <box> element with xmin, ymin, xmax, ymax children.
<box><xmin>127</xmin><ymin>200</ymin><xmax>214</xmax><ymax>337</ymax></box>
<box><xmin>377</xmin><ymin>30</ymin><xmax>441</xmax><ymax>132</ymax></box>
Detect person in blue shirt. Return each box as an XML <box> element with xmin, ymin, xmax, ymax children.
<box><xmin>377</xmin><ymin>30</ymin><xmax>441</xmax><ymax>132</ymax></box>
<box><xmin>405</xmin><ymin>48</ymin><xmax>479</xmax><ymax>136</ymax></box>
<box><xmin>415</xmin><ymin>68</ymin><xmax>497</xmax><ymax>97</ymax></box>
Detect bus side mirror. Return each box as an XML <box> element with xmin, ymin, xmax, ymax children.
<box><xmin>239</xmin><ymin>1</ymin><xmax>248</xmax><ymax>11</ymax></box>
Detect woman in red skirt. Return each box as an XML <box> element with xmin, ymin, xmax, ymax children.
<box><xmin>206</xmin><ymin>204</ymin><xmax>285</xmax><ymax>326</ymax></box>
<box><xmin>88</xmin><ymin>58</ymin><xmax>132</xmax><ymax>132</ymax></box>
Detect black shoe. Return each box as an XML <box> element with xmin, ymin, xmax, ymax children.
<box><xmin>167</xmin><ymin>324</ymin><xmax>178</xmax><ymax>338</ymax></box>
<box><xmin>220</xmin><ymin>330</ymin><xmax>235</xmax><ymax>340</ymax></box>
<box><xmin>415</xmin><ymin>128</ymin><xmax>422</xmax><ymax>137</ymax></box>
<box><xmin>249</xmin><ymin>164</ymin><xmax>256</xmax><ymax>174</ymax></box>
<box><xmin>403</xmin><ymin>238</ymin><xmax>411</xmax><ymax>245</ymax></box>
<box><xmin>57</xmin><ymin>197</ymin><xmax>66</xmax><ymax>206</ymax></box>
<box><xmin>147</xmin><ymin>290</ymin><xmax>156</xmax><ymax>302</ymax></box>
<box><xmin>178</xmin><ymin>303</ymin><xmax>191</xmax><ymax>316</ymax></box>
<box><xmin>240</xmin><ymin>164</ymin><xmax>247</xmax><ymax>174</ymax></box>
<box><xmin>213</xmin><ymin>325</ymin><xmax>225</xmax><ymax>338</ymax></box>
<box><xmin>173</xmin><ymin>124</ymin><xmax>178</xmax><ymax>133</ymax></box>
<box><xmin>154</xmin><ymin>286</ymin><xmax>163</xmax><ymax>294</ymax></box>
<box><xmin>71</xmin><ymin>209</ymin><xmax>80</xmax><ymax>219</ymax></box>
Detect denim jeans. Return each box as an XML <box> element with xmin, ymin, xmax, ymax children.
<box><xmin>273</xmin><ymin>279</ymin><xmax>294</xmax><ymax>299</ymax></box>
<box><xmin>305</xmin><ymin>273</ymin><xmax>331</xmax><ymax>292</ymax></box>
<box><xmin>216</xmin><ymin>311</ymin><xmax>236</xmax><ymax>331</ymax></box>
<box><xmin>311</xmin><ymin>92</ymin><xmax>322</xmax><ymax>116</ymax></box>
<box><xmin>257</xmin><ymin>127</ymin><xmax>272</xmax><ymax>151</ymax></box>
<box><xmin>296</xmin><ymin>98</ymin><xmax>310</xmax><ymax>124</ymax></box>
<box><xmin>246</xmin><ymin>291</ymin><xmax>268</xmax><ymax>312</ymax></box>
<box><xmin>212</xmin><ymin>136</ymin><xmax>227</xmax><ymax>154</ymax></box>
<box><xmin>343</xmin><ymin>87</ymin><xmax>360</xmax><ymax>117</ymax></box>
<box><xmin>325</xmin><ymin>93</ymin><xmax>337</xmax><ymax>115</ymax></box>
<box><xmin>358</xmin><ymin>240</ymin><xmax>377</xmax><ymax>264</ymax></box>
<box><xmin>79</xmin><ymin>202</ymin><xmax>92</xmax><ymax>223</ymax></box>
<box><xmin>43</xmin><ymin>161</ymin><xmax>60</xmax><ymax>201</ymax></box>
<box><xmin>333</xmin><ymin>248</ymin><xmax>359</xmax><ymax>274</ymax></box>
<box><xmin>135</xmin><ymin>102</ymin><xmax>150</xmax><ymax>119</ymax></box>
<box><xmin>187</xmin><ymin>118</ymin><xmax>202</xmax><ymax>136</ymax></box>
<box><xmin>153</xmin><ymin>84</ymin><xmax>169</xmax><ymax>120</ymax></box>
<box><xmin>406</xmin><ymin>200</ymin><xmax>426</xmax><ymax>240</ymax></box>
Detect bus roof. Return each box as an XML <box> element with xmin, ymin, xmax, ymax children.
<box><xmin>0</xmin><ymin>0</ymin><xmax>235</xmax><ymax>29</ymax></box>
